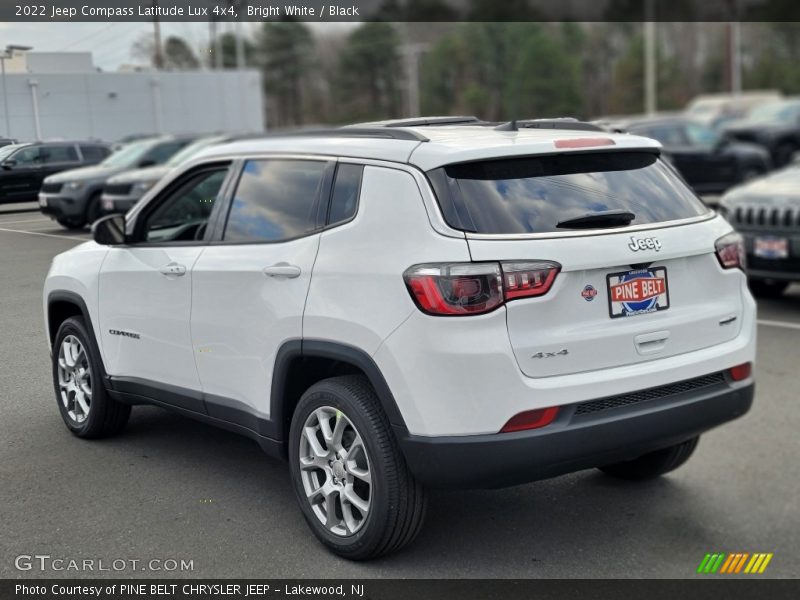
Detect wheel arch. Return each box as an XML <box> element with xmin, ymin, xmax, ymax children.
<box><xmin>271</xmin><ymin>340</ymin><xmax>408</xmax><ymax>449</ymax></box>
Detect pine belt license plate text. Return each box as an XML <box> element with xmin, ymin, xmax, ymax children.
<box><xmin>607</xmin><ymin>267</ymin><xmax>670</xmax><ymax>319</ymax></box>
<box><xmin>754</xmin><ymin>236</ymin><xmax>789</xmax><ymax>259</ymax></box>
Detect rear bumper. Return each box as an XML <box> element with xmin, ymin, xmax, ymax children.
<box><xmin>396</xmin><ymin>380</ymin><xmax>754</xmax><ymax>489</ymax></box>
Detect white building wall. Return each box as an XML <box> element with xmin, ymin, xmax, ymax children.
<box><xmin>0</xmin><ymin>70</ymin><xmax>265</xmax><ymax>141</ymax></box>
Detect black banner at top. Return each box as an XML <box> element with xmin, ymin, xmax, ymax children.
<box><xmin>3</xmin><ymin>0</ymin><xmax>800</xmax><ymax>22</ymax></box>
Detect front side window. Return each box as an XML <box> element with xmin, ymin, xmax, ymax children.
<box><xmin>141</xmin><ymin>167</ymin><xmax>229</xmax><ymax>242</ymax></box>
<box><xmin>12</xmin><ymin>146</ymin><xmax>42</xmax><ymax>165</ymax></box>
<box><xmin>80</xmin><ymin>145</ymin><xmax>110</xmax><ymax>161</ymax></box>
<box><xmin>224</xmin><ymin>159</ymin><xmax>329</xmax><ymax>242</ymax></box>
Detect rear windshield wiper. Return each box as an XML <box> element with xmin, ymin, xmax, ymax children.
<box><xmin>556</xmin><ymin>210</ymin><xmax>635</xmax><ymax>229</ymax></box>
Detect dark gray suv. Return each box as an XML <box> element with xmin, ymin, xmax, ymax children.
<box><xmin>39</xmin><ymin>135</ymin><xmax>195</xmax><ymax>229</ymax></box>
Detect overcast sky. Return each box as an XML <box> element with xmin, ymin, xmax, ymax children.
<box><xmin>0</xmin><ymin>22</ymin><xmax>353</xmax><ymax>71</ymax></box>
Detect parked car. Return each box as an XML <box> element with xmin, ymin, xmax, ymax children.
<box><xmin>724</xmin><ymin>99</ymin><xmax>800</xmax><ymax>167</ymax></box>
<box><xmin>39</xmin><ymin>135</ymin><xmax>196</xmax><ymax>229</ymax></box>
<box><xmin>719</xmin><ymin>165</ymin><xmax>800</xmax><ymax>297</ymax></box>
<box><xmin>44</xmin><ymin>118</ymin><xmax>755</xmax><ymax>560</ymax></box>
<box><xmin>0</xmin><ymin>141</ymin><xmax>110</xmax><ymax>204</ymax></box>
<box><xmin>616</xmin><ymin>115</ymin><xmax>771</xmax><ymax>194</ymax></box>
<box><xmin>685</xmin><ymin>91</ymin><xmax>782</xmax><ymax>130</ymax></box>
<box><xmin>0</xmin><ymin>137</ymin><xmax>16</xmax><ymax>148</ymax></box>
<box><xmin>100</xmin><ymin>133</ymin><xmax>258</xmax><ymax>216</ymax></box>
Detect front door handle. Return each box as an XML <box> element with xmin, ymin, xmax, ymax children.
<box><xmin>263</xmin><ymin>263</ymin><xmax>301</xmax><ymax>278</ymax></box>
<box><xmin>159</xmin><ymin>262</ymin><xmax>186</xmax><ymax>277</ymax></box>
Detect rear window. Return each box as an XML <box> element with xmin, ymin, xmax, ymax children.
<box><xmin>428</xmin><ymin>151</ymin><xmax>708</xmax><ymax>234</ymax></box>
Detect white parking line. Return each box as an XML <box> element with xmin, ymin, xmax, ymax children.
<box><xmin>757</xmin><ymin>319</ymin><xmax>800</xmax><ymax>332</ymax></box>
<box><xmin>0</xmin><ymin>226</ymin><xmax>88</xmax><ymax>241</ymax></box>
<box><xmin>0</xmin><ymin>217</ymin><xmax>50</xmax><ymax>225</ymax></box>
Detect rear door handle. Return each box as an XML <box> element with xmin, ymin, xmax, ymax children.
<box><xmin>159</xmin><ymin>262</ymin><xmax>186</xmax><ymax>277</ymax></box>
<box><xmin>263</xmin><ymin>263</ymin><xmax>301</xmax><ymax>278</ymax></box>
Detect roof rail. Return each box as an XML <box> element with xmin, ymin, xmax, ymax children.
<box><xmin>369</xmin><ymin>116</ymin><xmax>484</xmax><ymax>127</ymax></box>
<box><xmin>269</xmin><ymin>127</ymin><xmax>429</xmax><ymax>142</ymax></box>
<box><xmin>503</xmin><ymin>118</ymin><xmax>605</xmax><ymax>132</ymax></box>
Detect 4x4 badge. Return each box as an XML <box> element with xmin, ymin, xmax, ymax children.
<box><xmin>628</xmin><ymin>236</ymin><xmax>662</xmax><ymax>252</ymax></box>
<box><xmin>532</xmin><ymin>349</ymin><xmax>569</xmax><ymax>359</ymax></box>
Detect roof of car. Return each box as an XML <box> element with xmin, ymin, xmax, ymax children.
<box><xmin>198</xmin><ymin>124</ymin><xmax>661</xmax><ymax>171</ymax></box>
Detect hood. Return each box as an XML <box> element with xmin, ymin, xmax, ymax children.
<box><xmin>106</xmin><ymin>165</ymin><xmax>170</xmax><ymax>185</ymax></box>
<box><xmin>722</xmin><ymin>166</ymin><xmax>800</xmax><ymax>206</ymax></box>
<box><xmin>45</xmin><ymin>164</ymin><xmax>121</xmax><ymax>184</ymax></box>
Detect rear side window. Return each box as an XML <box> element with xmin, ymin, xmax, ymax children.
<box><xmin>80</xmin><ymin>145</ymin><xmax>109</xmax><ymax>161</ymax></box>
<box><xmin>224</xmin><ymin>159</ymin><xmax>329</xmax><ymax>242</ymax></box>
<box><xmin>428</xmin><ymin>152</ymin><xmax>708</xmax><ymax>234</ymax></box>
<box><xmin>41</xmin><ymin>145</ymin><xmax>78</xmax><ymax>163</ymax></box>
<box><xmin>327</xmin><ymin>164</ymin><xmax>363</xmax><ymax>225</ymax></box>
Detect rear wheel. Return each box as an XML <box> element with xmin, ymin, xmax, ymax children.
<box><xmin>750</xmin><ymin>279</ymin><xmax>789</xmax><ymax>298</ymax></box>
<box><xmin>775</xmin><ymin>142</ymin><xmax>799</xmax><ymax>167</ymax></box>
<box><xmin>598</xmin><ymin>436</ymin><xmax>699</xmax><ymax>481</ymax></box>
<box><xmin>288</xmin><ymin>375</ymin><xmax>427</xmax><ymax>560</ymax></box>
<box><xmin>52</xmin><ymin>316</ymin><xmax>130</xmax><ymax>438</ymax></box>
<box><xmin>56</xmin><ymin>217</ymin><xmax>85</xmax><ymax>230</ymax></box>
<box><xmin>85</xmin><ymin>192</ymin><xmax>102</xmax><ymax>226</ymax></box>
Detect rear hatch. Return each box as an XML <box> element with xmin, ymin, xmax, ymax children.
<box><xmin>428</xmin><ymin>150</ymin><xmax>744</xmax><ymax>378</ymax></box>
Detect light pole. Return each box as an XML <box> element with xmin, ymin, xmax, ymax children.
<box><xmin>0</xmin><ymin>45</ymin><xmax>33</xmax><ymax>138</ymax></box>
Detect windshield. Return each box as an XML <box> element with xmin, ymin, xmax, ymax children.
<box><xmin>428</xmin><ymin>152</ymin><xmax>709</xmax><ymax>234</ymax></box>
<box><xmin>0</xmin><ymin>144</ymin><xmax>27</xmax><ymax>161</ymax></box>
<box><xmin>100</xmin><ymin>139</ymin><xmax>156</xmax><ymax>168</ymax></box>
<box><xmin>748</xmin><ymin>101</ymin><xmax>800</xmax><ymax>123</ymax></box>
<box><xmin>165</xmin><ymin>137</ymin><xmax>222</xmax><ymax>167</ymax></box>
<box><xmin>684</xmin><ymin>122</ymin><xmax>721</xmax><ymax>147</ymax></box>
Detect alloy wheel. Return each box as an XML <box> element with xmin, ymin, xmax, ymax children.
<box><xmin>298</xmin><ymin>406</ymin><xmax>372</xmax><ymax>536</ymax></box>
<box><xmin>57</xmin><ymin>335</ymin><xmax>92</xmax><ymax>423</ymax></box>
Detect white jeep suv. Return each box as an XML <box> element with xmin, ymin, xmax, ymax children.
<box><xmin>44</xmin><ymin>118</ymin><xmax>756</xmax><ymax>560</ymax></box>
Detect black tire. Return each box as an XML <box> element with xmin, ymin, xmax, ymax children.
<box><xmin>775</xmin><ymin>142</ymin><xmax>799</xmax><ymax>167</ymax></box>
<box><xmin>56</xmin><ymin>217</ymin><xmax>85</xmax><ymax>230</ymax></box>
<box><xmin>288</xmin><ymin>375</ymin><xmax>427</xmax><ymax>560</ymax></box>
<box><xmin>598</xmin><ymin>436</ymin><xmax>699</xmax><ymax>481</ymax></box>
<box><xmin>52</xmin><ymin>316</ymin><xmax>130</xmax><ymax>438</ymax></box>
<box><xmin>750</xmin><ymin>279</ymin><xmax>789</xmax><ymax>298</ymax></box>
<box><xmin>85</xmin><ymin>192</ymin><xmax>102</xmax><ymax>226</ymax></box>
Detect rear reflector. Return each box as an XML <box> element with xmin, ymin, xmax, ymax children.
<box><xmin>729</xmin><ymin>362</ymin><xmax>752</xmax><ymax>382</ymax></box>
<box><xmin>554</xmin><ymin>137</ymin><xmax>616</xmax><ymax>149</ymax></box>
<box><xmin>500</xmin><ymin>407</ymin><xmax>559</xmax><ymax>433</ymax></box>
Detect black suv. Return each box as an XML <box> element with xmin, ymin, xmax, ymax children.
<box><xmin>615</xmin><ymin>115</ymin><xmax>771</xmax><ymax>194</ymax></box>
<box><xmin>724</xmin><ymin>99</ymin><xmax>800</xmax><ymax>167</ymax></box>
<box><xmin>0</xmin><ymin>141</ymin><xmax>111</xmax><ymax>204</ymax></box>
<box><xmin>719</xmin><ymin>165</ymin><xmax>800</xmax><ymax>297</ymax></box>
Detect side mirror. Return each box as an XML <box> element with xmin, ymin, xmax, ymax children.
<box><xmin>137</xmin><ymin>159</ymin><xmax>156</xmax><ymax>168</ymax></box>
<box><xmin>1</xmin><ymin>159</ymin><xmax>16</xmax><ymax>170</ymax></box>
<box><xmin>92</xmin><ymin>214</ymin><xmax>127</xmax><ymax>245</ymax></box>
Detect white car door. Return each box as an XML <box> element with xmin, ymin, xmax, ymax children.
<box><xmin>98</xmin><ymin>164</ymin><xmax>233</xmax><ymax>401</ymax></box>
<box><xmin>190</xmin><ymin>158</ymin><xmax>341</xmax><ymax>433</ymax></box>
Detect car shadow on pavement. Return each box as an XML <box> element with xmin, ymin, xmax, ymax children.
<box><xmin>106</xmin><ymin>405</ymin><xmax>731</xmax><ymax>577</ymax></box>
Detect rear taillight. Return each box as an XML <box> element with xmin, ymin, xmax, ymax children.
<box><xmin>729</xmin><ymin>362</ymin><xmax>752</xmax><ymax>382</ymax></box>
<box><xmin>500</xmin><ymin>407</ymin><xmax>559</xmax><ymax>433</ymax></box>
<box><xmin>404</xmin><ymin>261</ymin><xmax>560</xmax><ymax>316</ymax></box>
<box><xmin>715</xmin><ymin>232</ymin><xmax>746</xmax><ymax>271</ymax></box>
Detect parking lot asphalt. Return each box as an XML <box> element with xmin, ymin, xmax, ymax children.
<box><xmin>1</xmin><ymin>203</ymin><xmax>798</xmax><ymax>579</ymax></box>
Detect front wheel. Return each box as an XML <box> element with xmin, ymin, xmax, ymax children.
<box><xmin>52</xmin><ymin>316</ymin><xmax>130</xmax><ymax>438</ymax></box>
<box><xmin>750</xmin><ymin>279</ymin><xmax>789</xmax><ymax>298</ymax></box>
<box><xmin>56</xmin><ymin>217</ymin><xmax>85</xmax><ymax>230</ymax></box>
<box><xmin>288</xmin><ymin>375</ymin><xmax>427</xmax><ymax>560</ymax></box>
<box><xmin>598</xmin><ymin>437</ymin><xmax>699</xmax><ymax>481</ymax></box>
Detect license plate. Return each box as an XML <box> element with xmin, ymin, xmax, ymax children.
<box><xmin>754</xmin><ymin>236</ymin><xmax>788</xmax><ymax>259</ymax></box>
<box><xmin>607</xmin><ymin>267</ymin><xmax>670</xmax><ymax>319</ymax></box>
<box><xmin>38</xmin><ymin>195</ymin><xmax>47</xmax><ymax>207</ymax></box>
<box><xmin>101</xmin><ymin>198</ymin><xmax>114</xmax><ymax>211</ymax></box>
